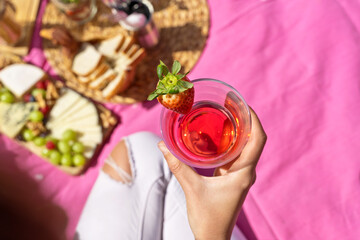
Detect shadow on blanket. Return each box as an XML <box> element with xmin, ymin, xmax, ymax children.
<box><xmin>0</xmin><ymin>165</ymin><xmax>68</xmax><ymax>240</ymax></box>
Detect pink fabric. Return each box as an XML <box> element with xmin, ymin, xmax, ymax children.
<box><xmin>1</xmin><ymin>0</ymin><xmax>360</xmax><ymax>239</ymax></box>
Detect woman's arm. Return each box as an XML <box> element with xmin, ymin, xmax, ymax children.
<box><xmin>158</xmin><ymin>108</ymin><xmax>267</xmax><ymax>240</ymax></box>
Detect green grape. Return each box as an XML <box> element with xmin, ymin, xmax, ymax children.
<box><xmin>0</xmin><ymin>87</ymin><xmax>9</xmax><ymax>94</ymax></box>
<box><xmin>31</xmin><ymin>88</ymin><xmax>46</xmax><ymax>97</ymax></box>
<box><xmin>58</xmin><ymin>140</ymin><xmax>71</xmax><ymax>154</ymax></box>
<box><xmin>62</xmin><ymin>129</ymin><xmax>77</xmax><ymax>141</ymax></box>
<box><xmin>49</xmin><ymin>150</ymin><xmax>61</xmax><ymax>165</ymax></box>
<box><xmin>67</xmin><ymin>139</ymin><xmax>75</xmax><ymax>146</ymax></box>
<box><xmin>60</xmin><ymin>153</ymin><xmax>73</xmax><ymax>166</ymax></box>
<box><xmin>73</xmin><ymin>154</ymin><xmax>86</xmax><ymax>167</ymax></box>
<box><xmin>29</xmin><ymin>110</ymin><xmax>44</xmax><ymax>122</ymax></box>
<box><xmin>0</xmin><ymin>91</ymin><xmax>15</xmax><ymax>103</ymax></box>
<box><xmin>34</xmin><ymin>137</ymin><xmax>46</xmax><ymax>146</ymax></box>
<box><xmin>41</xmin><ymin>148</ymin><xmax>51</xmax><ymax>157</ymax></box>
<box><xmin>0</xmin><ymin>88</ymin><xmax>9</xmax><ymax>98</ymax></box>
<box><xmin>72</xmin><ymin>142</ymin><xmax>85</xmax><ymax>153</ymax></box>
<box><xmin>22</xmin><ymin>129</ymin><xmax>34</xmax><ymax>141</ymax></box>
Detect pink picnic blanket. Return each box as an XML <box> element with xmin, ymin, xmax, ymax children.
<box><xmin>1</xmin><ymin>0</ymin><xmax>360</xmax><ymax>239</ymax></box>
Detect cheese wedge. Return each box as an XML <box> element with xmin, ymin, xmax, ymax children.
<box><xmin>50</xmin><ymin>97</ymin><xmax>89</xmax><ymax>125</ymax></box>
<box><xmin>79</xmin><ymin>130</ymin><xmax>103</xmax><ymax>144</ymax></box>
<box><xmin>50</xmin><ymin>114</ymin><xmax>99</xmax><ymax>129</ymax></box>
<box><xmin>78</xmin><ymin>127</ymin><xmax>102</xmax><ymax>137</ymax></box>
<box><xmin>48</xmin><ymin>94</ymin><xmax>99</xmax><ymax>126</ymax></box>
<box><xmin>72</xmin><ymin>43</ymin><xmax>103</xmax><ymax>76</ymax></box>
<box><xmin>52</xmin><ymin>121</ymin><xmax>99</xmax><ymax>130</ymax></box>
<box><xmin>56</xmin><ymin>125</ymin><xmax>102</xmax><ymax>135</ymax></box>
<box><xmin>0</xmin><ymin>102</ymin><xmax>38</xmax><ymax>138</ymax></box>
<box><xmin>46</xmin><ymin>89</ymin><xmax>103</xmax><ymax>149</ymax></box>
<box><xmin>49</xmin><ymin>106</ymin><xmax>99</xmax><ymax>129</ymax></box>
<box><xmin>82</xmin><ymin>141</ymin><xmax>100</xmax><ymax>150</ymax></box>
<box><xmin>49</xmin><ymin>104</ymin><xmax>99</xmax><ymax>128</ymax></box>
<box><xmin>47</xmin><ymin>90</ymin><xmax>82</xmax><ymax>127</ymax></box>
<box><xmin>0</xmin><ymin>64</ymin><xmax>45</xmax><ymax>97</ymax></box>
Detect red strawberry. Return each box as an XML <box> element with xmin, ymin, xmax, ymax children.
<box><xmin>35</xmin><ymin>81</ymin><xmax>45</xmax><ymax>89</ymax></box>
<box><xmin>40</xmin><ymin>106</ymin><xmax>50</xmax><ymax>115</ymax></box>
<box><xmin>23</xmin><ymin>93</ymin><xmax>32</xmax><ymax>102</ymax></box>
<box><xmin>44</xmin><ymin>79</ymin><xmax>51</xmax><ymax>89</ymax></box>
<box><xmin>46</xmin><ymin>141</ymin><xmax>56</xmax><ymax>150</ymax></box>
<box><xmin>147</xmin><ymin>60</ymin><xmax>194</xmax><ymax>114</ymax></box>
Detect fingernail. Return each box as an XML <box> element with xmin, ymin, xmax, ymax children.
<box><xmin>158</xmin><ymin>141</ymin><xmax>169</xmax><ymax>154</ymax></box>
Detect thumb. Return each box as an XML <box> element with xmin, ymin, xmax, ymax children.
<box><xmin>158</xmin><ymin>141</ymin><xmax>199</xmax><ymax>188</ymax></box>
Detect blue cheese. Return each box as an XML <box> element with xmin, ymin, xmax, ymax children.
<box><xmin>0</xmin><ymin>102</ymin><xmax>38</xmax><ymax>138</ymax></box>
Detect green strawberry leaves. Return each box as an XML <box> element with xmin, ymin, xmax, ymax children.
<box><xmin>171</xmin><ymin>61</ymin><xmax>181</xmax><ymax>75</ymax></box>
<box><xmin>157</xmin><ymin>60</ymin><xmax>169</xmax><ymax>79</ymax></box>
<box><xmin>148</xmin><ymin>89</ymin><xmax>162</xmax><ymax>101</ymax></box>
<box><xmin>179</xmin><ymin>79</ymin><xmax>193</xmax><ymax>88</ymax></box>
<box><xmin>148</xmin><ymin>60</ymin><xmax>193</xmax><ymax>101</ymax></box>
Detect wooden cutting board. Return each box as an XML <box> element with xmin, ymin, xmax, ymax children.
<box><xmin>0</xmin><ymin>0</ymin><xmax>40</xmax><ymax>56</ymax></box>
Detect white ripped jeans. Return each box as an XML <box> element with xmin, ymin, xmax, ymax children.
<box><xmin>75</xmin><ymin>132</ymin><xmax>246</xmax><ymax>240</ymax></box>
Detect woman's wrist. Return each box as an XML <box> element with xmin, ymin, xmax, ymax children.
<box><xmin>194</xmin><ymin>230</ymin><xmax>231</xmax><ymax>240</ymax></box>
<box><xmin>195</xmin><ymin>235</ymin><xmax>228</xmax><ymax>240</ymax></box>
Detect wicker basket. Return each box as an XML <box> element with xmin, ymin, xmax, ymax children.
<box><xmin>42</xmin><ymin>0</ymin><xmax>210</xmax><ymax>104</ymax></box>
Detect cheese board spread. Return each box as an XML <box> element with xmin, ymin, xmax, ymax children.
<box><xmin>0</xmin><ymin>62</ymin><xmax>117</xmax><ymax>175</ymax></box>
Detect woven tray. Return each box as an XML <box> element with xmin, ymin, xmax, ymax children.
<box><xmin>41</xmin><ymin>0</ymin><xmax>209</xmax><ymax>104</ymax></box>
<box><xmin>0</xmin><ymin>53</ymin><xmax>118</xmax><ymax>176</ymax></box>
<box><xmin>0</xmin><ymin>0</ymin><xmax>40</xmax><ymax>56</ymax></box>
<box><xmin>0</xmin><ymin>52</ymin><xmax>23</xmax><ymax>67</ymax></box>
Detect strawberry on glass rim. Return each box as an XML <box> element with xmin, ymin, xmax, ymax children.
<box><xmin>147</xmin><ymin>60</ymin><xmax>194</xmax><ymax>115</ymax></box>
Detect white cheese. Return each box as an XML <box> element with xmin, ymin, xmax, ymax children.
<box><xmin>48</xmin><ymin>90</ymin><xmax>82</xmax><ymax>124</ymax></box>
<box><xmin>0</xmin><ymin>64</ymin><xmax>45</xmax><ymax>97</ymax></box>
<box><xmin>65</xmin><ymin>102</ymin><xmax>98</xmax><ymax>122</ymax></box>
<box><xmin>50</xmin><ymin>110</ymin><xmax>99</xmax><ymax>129</ymax></box>
<box><xmin>82</xmin><ymin>140</ymin><xmax>100</xmax><ymax>148</ymax></box>
<box><xmin>54</xmin><ymin>125</ymin><xmax>102</xmax><ymax>135</ymax></box>
<box><xmin>79</xmin><ymin>130</ymin><xmax>103</xmax><ymax>144</ymax></box>
<box><xmin>51</xmin><ymin>97</ymin><xmax>89</xmax><ymax>125</ymax></box>
<box><xmin>46</xmin><ymin>89</ymin><xmax>102</xmax><ymax>144</ymax></box>
<box><xmin>83</xmin><ymin>148</ymin><xmax>95</xmax><ymax>159</ymax></box>
<box><xmin>52</xmin><ymin>121</ymin><xmax>99</xmax><ymax>131</ymax></box>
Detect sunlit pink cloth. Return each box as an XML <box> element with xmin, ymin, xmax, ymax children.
<box><xmin>1</xmin><ymin>0</ymin><xmax>360</xmax><ymax>239</ymax></box>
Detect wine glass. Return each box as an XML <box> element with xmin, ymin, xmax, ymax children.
<box><xmin>160</xmin><ymin>78</ymin><xmax>251</xmax><ymax>169</ymax></box>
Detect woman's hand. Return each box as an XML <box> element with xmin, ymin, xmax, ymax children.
<box><xmin>158</xmin><ymin>108</ymin><xmax>266</xmax><ymax>240</ymax></box>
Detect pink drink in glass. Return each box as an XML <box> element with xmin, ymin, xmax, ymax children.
<box><xmin>161</xmin><ymin>79</ymin><xmax>251</xmax><ymax>169</ymax></box>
